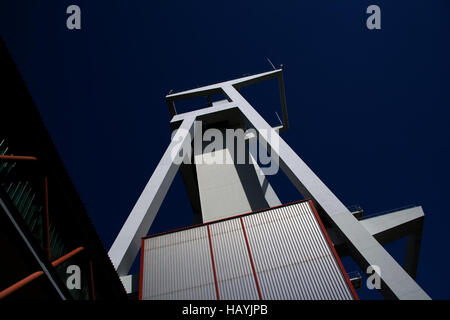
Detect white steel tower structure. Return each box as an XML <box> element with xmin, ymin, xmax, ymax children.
<box><xmin>109</xmin><ymin>69</ymin><xmax>430</xmax><ymax>300</ymax></box>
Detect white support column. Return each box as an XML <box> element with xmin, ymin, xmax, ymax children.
<box><xmin>108</xmin><ymin>115</ymin><xmax>196</xmax><ymax>275</ymax></box>
<box><xmin>222</xmin><ymin>84</ymin><xmax>431</xmax><ymax>300</ymax></box>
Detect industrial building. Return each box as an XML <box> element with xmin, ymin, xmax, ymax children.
<box><xmin>0</xmin><ymin>33</ymin><xmax>430</xmax><ymax>300</ymax></box>
<box><xmin>140</xmin><ymin>200</ymin><xmax>358</xmax><ymax>300</ymax></box>
<box><xmin>0</xmin><ymin>37</ymin><xmax>127</xmax><ymax>300</ymax></box>
<box><xmin>110</xmin><ymin>67</ymin><xmax>430</xmax><ymax>300</ymax></box>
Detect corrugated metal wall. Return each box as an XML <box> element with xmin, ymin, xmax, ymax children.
<box><xmin>141</xmin><ymin>226</ymin><xmax>216</xmax><ymax>300</ymax></box>
<box><xmin>242</xmin><ymin>202</ymin><xmax>354</xmax><ymax>300</ymax></box>
<box><xmin>141</xmin><ymin>201</ymin><xmax>356</xmax><ymax>300</ymax></box>
<box><xmin>209</xmin><ymin>218</ymin><xmax>260</xmax><ymax>299</ymax></box>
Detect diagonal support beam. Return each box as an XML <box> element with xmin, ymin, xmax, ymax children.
<box><xmin>109</xmin><ymin>68</ymin><xmax>430</xmax><ymax>299</ymax></box>
<box><xmin>108</xmin><ymin>115</ymin><xmax>196</xmax><ymax>275</ymax></box>
<box><xmin>222</xmin><ymin>84</ymin><xmax>431</xmax><ymax>300</ymax></box>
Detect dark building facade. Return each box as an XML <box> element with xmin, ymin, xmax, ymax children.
<box><xmin>0</xmin><ymin>37</ymin><xmax>127</xmax><ymax>300</ymax></box>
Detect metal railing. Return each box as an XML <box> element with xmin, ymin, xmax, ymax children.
<box><xmin>0</xmin><ymin>154</ymin><xmax>96</xmax><ymax>300</ymax></box>
<box><xmin>0</xmin><ymin>247</ymin><xmax>85</xmax><ymax>299</ymax></box>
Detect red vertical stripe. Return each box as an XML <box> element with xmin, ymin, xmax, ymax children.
<box><xmin>240</xmin><ymin>217</ymin><xmax>263</xmax><ymax>300</ymax></box>
<box><xmin>206</xmin><ymin>224</ymin><xmax>220</xmax><ymax>300</ymax></box>
<box><xmin>308</xmin><ymin>200</ymin><xmax>360</xmax><ymax>300</ymax></box>
<box><xmin>44</xmin><ymin>176</ymin><xmax>51</xmax><ymax>261</ymax></box>
<box><xmin>89</xmin><ymin>260</ymin><xmax>96</xmax><ymax>300</ymax></box>
<box><xmin>139</xmin><ymin>238</ymin><xmax>145</xmax><ymax>300</ymax></box>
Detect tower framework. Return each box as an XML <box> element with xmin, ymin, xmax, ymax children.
<box><xmin>109</xmin><ymin>69</ymin><xmax>430</xmax><ymax>300</ymax></box>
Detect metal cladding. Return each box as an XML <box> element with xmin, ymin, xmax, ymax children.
<box><xmin>141</xmin><ymin>226</ymin><xmax>216</xmax><ymax>299</ymax></box>
<box><xmin>140</xmin><ymin>200</ymin><xmax>356</xmax><ymax>300</ymax></box>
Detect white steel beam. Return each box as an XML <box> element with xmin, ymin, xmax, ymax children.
<box><xmin>166</xmin><ymin>69</ymin><xmax>288</xmax><ymax>131</ymax></box>
<box><xmin>221</xmin><ymin>83</ymin><xmax>431</xmax><ymax>300</ymax></box>
<box><xmin>329</xmin><ymin>206</ymin><xmax>425</xmax><ymax>279</ymax></box>
<box><xmin>360</xmin><ymin>206</ymin><xmax>424</xmax><ymax>237</ymax></box>
<box><xmin>110</xmin><ymin>69</ymin><xmax>430</xmax><ymax>300</ymax></box>
<box><xmin>108</xmin><ymin>115</ymin><xmax>196</xmax><ymax>275</ymax></box>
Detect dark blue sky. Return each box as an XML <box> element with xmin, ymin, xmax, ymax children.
<box><xmin>1</xmin><ymin>1</ymin><xmax>449</xmax><ymax>299</ymax></box>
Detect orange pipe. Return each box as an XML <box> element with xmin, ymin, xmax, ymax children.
<box><xmin>0</xmin><ymin>155</ymin><xmax>38</xmax><ymax>161</ymax></box>
<box><xmin>0</xmin><ymin>271</ymin><xmax>45</xmax><ymax>299</ymax></box>
<box><xmin>44</xmin><ymin>176</ymin><xmax>51</xmax><ymax>260</ymax></box>
<box><xmin>0</xmin><ymin>246</ymin><xmax>85</xmax><ymax>300</ymax></box>
<box><xmin>51</xmin><ymin>246</ymin><xmax>84</xmax><ymax>267</ymax></box>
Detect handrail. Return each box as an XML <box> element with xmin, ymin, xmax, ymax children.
<box><xmin>0</xmin><ymin>246</ymin><xmax>85</xmax><ymax>300</ymax></box>
<box><xmin>1</xmin><ymin>155</ymin><xmax>95</xmax><ymax>300</ymax></box>
<box><xmin>51</xmin><ymin>246</ymin><xmax>84</xmax><ymax>266</ymax></box>
<box><xmin>0</xmin><ymin>155</ymin><xmax>38</xmax><ymax>161</ymax></box>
